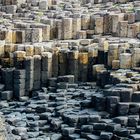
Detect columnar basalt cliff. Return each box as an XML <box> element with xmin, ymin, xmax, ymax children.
<box><xmin>1</xmin><ymin>0</ymin><xmax>140</xmax><ymax>140</ymax></box>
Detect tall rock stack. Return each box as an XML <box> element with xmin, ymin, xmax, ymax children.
<box><xmin>132</xmin><ymin>48</ymin><xmax>140</xmax><ymax>67</ymax></box>
<box><xmin>42</xmin><ymin>25</ymin><xmax>50</xmax><ymax>41</ymax></box>
<box><xmin>58</xmin><ymin>50</ymin><xmax>68</xmax><ymax>76</ymax></box>
<box><xmin>108</xmin><ymin>44</ymin><xmax>119</xmax><ymax>68</ymax></box>
<box><xmin>52</xmin><ymin>47</ymin><xmax>59</xmax><ymax>77</ymax></box>
<box><xmin>30</xmin><ymin>24</ymin><xmax>50</xmax><ymax>42</ymax></box>
<box><xmin>14</xmin><ymin>51</ymin><xmax>26</xmax><ymax>69</ymax></box>
<box><xmin>72</xmin><ymin>16</ymin><xmax>81</xmax><ymax>39</ymax></box>
<box><xmin>16</xmin><ymin>30</ymin><xmax>25</xmax><ymax>44</ymax></box>
<box><xmin>34</xmin><ymin>45</ymin><xmax>44</xmax><ymax>55</ymax></box>
<box><xmin>41</xmin><ymin>52</ymin><xmax>52</xmax><ymax>87</ymax></box>
<box><xmin>0</xmin><ymin>41</ymin><xmax>4</xmax><ymax>56</ymax></box>
<box><xmin>24</xmin><ymin>56</ymin><xmax>34</xmax><ymax>96</ymax></box>
<box><xmin>88</xmin><ymin>47</ymin><xmax>98</xmax><ymax>81</ymax></box>
<box><xmin>78</xmin><ymin>52</ymin><xmax>88</xmax><ymax>82</ymax></box>
<box><xmin>62</xmin><ymin>18</ymin><xmax>73</xmax><ymax>40</ymax></box>
<box><xmin>39</xmin><ymin>0</ymin><xmax>48</xmax><ymax>10</ymax></box>
<box><xmin>118</xmin><ymin>21</ymin><xmax>128</xmax><ymax>37</ymax></box>
<box><xmin>2</xmin><ymin>44</ymin><xmax>15</xmax><ymax>67</ymax></box>
<box><xmin>67</xmin><ymin>51</ymin><xmax>79</xmax><ymax>82</ymax></box>
<box><xmin>98</xmin><ymin>38</ymin><xmax>109</xmax><ymax>65</ymax></box>
<box><xmin>14</xmin><ymin>69</ymin><xmax>26</xmax><ymax>99</ymax></box>
<box><xmin>92</xmin><ymin>64</ymin><xmax>106</xmax><ymax>81</ymax></box>
<box><xmin>0</xmin><ymin>42</ymin><xmax>4</xmax><ymax>65</ymax></box>
<box><xmin>127</xmin><ymin>24</ymin><xmax>137</xmax><ymax>38</ymax></box>
<box><xmin>25</xmin><ymin>45</ymin><xmax>34</xmax><ymax>56</ymax></box>
<box><xmin>33</xmin><ymin>55</ymin><xmax>41</xmax><ymax>90</ymax></box>
<box><xmin>31</xmin><ymin>28</ymin><xmax>42</xmax><ymax>43</ymax></box>
<box><xmin>57</xmin><ymin>20</ymin><xmax>63</xmax><ymax>40</ymax></box>
<box><xmin>120</xmin><ymin>53</ymin><xmax>132</xmax><ymax>69</ymax></box>
<box><xmin>103</xmin><ymin>13</ymin><xmax>112</xmax><ymax>34</ymax></box>
<box><xmin>1</xmin><ymin>68</ymin><xmax>14</xmax><ymax>91</ymax></box>
<box><xmin>45</xmin><ymin>19</ymin><xmax>56</xmax><ymax>39</ymax></box>
<box><xmin>94</xmin><ymin>16</ymin><xmax>104</xmax><ymax>34</ymax></box>
<box><xmin>0</xmin><ymin>30</ymin><xmax>13</xmax><ymax>44</ymax></box>
<box><xmin>25</xmin><ymin>28</ymin><xmax>32</xmax><ymax>43</ymax></box>
<box><xmin>127</xmin><ymin>13</ymin><xmax>135</xmax><ymax>24</ymax></box>
<box><xmin>111</xmin><ymin>14</ymin><xmax>124</xmax><ymax>36</ymax></box>
<box><xmin>81</xmin><ymin>14</ymin><xmax>90</xmax><ymax>30</ymax></box>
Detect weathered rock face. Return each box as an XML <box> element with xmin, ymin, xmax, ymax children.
<box><xmin>1</xmin><ymin>0</ymin><xmax>140</xmax><ymax>139</ymax></box>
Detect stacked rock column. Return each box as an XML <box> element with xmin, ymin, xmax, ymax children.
<box><xmin>62</xmin><ymin>18</ymin><xmax>73</xmax><ymax>40</ymax></box>
<box><xmin>88</xmin><ymin>47</ymin><xmax>98</xmax><ymax>81</ymax></box>
<box><xmin>118</xmin><ymin>21</ymin><xmax>128</xmax><ymax>37</ymax></box>
<box><xmin>108</xmin><ymin>44</ymin><xmax>119</xmax><ymax>69</ymax></box>
<box><xmin>57</xmin><ymin>20</ymin><xmax>63</xmax><ymax>40</ymax></box>
<box><xmin>81</xmin><ymin>14</ymin><xmax>90</xmax><ymax>30</ymax></box>
<box><xmin>111</xmin><ymin>14</ymin><xmax>124</xmax><ymax>36</ymax></box>
<box><xmin>67</xmin><ymin>51</ymin><xmax>79</xmax><ymax>82</ymax></box>
<box><xmin>78</xmin><ymin>52</ymin><xmax>88</xmax><ymax>82</ymax></box>
<box><xmin>120</xmin><ymin>53</ymin><xmax>132</xmax><ymax>69</ymax></box>
<box><xmin>14</xmin><ymin>51</ymin><xmax>26</xmax><ymax>69</ymax></box>
<box><xmin>132</xmin><ymin>48</ymin><xmax>140</xmax><ymax>67</ymax></box>
<box><xmin>41</xmin><ymin>52</ymin><xmax>52</xmax><ymax>87</ymax></box>
<box><xmin>94</xmin><ymin>16</ymin><xmax>104</xmax><ymax>34</ymax></box>
<box><xmin>58</xmin><ymin>50</ymin><xmax>67</xmax><ymax>76</ymax></box>
<box><xmin>14</xmin><ymin>69</ymin><xmax>26</xmax><ymax>99</ymax></box>
<box><xmin>1</xmin><ymin>68</ymin><xmax>14</xmax><ymax>91</ymax></box>
<box><xmin>2</xmin><ymin>44</ymin><xmax>15</xmax><ymax>67</ymax></box>
<box><xmin>72</xmin><ymin>16</ymin><xmax>81</xmax><ymax>39</ymax></box>
<box><xmin>33</xmin><ymin>55</ymin><xmax>41</xmax><ymax>90</ymax></box>
<box><xmin>52</xmin><ymin>47</ymin><xmax>59</xmax><ymax>77</ymax></box>
<box><xmin>24</xmin><ymin>56</ymin><xmax>34</xmax><ymax>96</ymax></box>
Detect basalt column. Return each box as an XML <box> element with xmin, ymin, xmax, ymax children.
<box><xmin>118</xmin><ymin>21</ymin><xmax>128</xmax><ymax>37</ymax></box>
<box><xmin>127</xmin><ymin>24</ymin><xmax>137</xmax><ymax>38</ymax></box>
<box><xmin>16</xmin><ymin>30</ymin><xmax>25</xmax><ymax>44</ymax></box>
<box><xmin>0</xmin><ymin>30</ymin><xmax>13</xmax><ymax>44</ymax></box>
<box><xmin>92</xmin><ymin>64</ymin><xmax>106</xmax><ymax>81</ymax></box>
<box><xmin>81</xmin><ymin>14</ymin><xmax>90</xmax><ymax>30</ymax></box>
<box><xmin>67</xmin><ymin>51</ymin><xmax>79</xmax><ymax>82</ymax></box>
<box><xmin>132</xmin><ymin>48</ymin><xmax>140</xmax><ymax>67</ymax></box>
<box><xmin>108</xmin><ymin>44</ymin><xmax>119</xmax><ymax>69</ymax></box>
<box><xmin>52</xmin><ymin>48</ymin><xmax>59</xmax><ymax>77</ymax></box>
<box><xmin>58</xmin><ymin>50</ymin><xmax>67</xmax><ymax>76</ymax></box>
<box><xmin>30</xmin><ymin>24</ymin><xmax>50</xmax><ymax>42</ymax></box>
<box><xmin>62</xmin><ymin>18</ymin><xmax>73</xmax><ymax>40</ymax></box>
<box><xmin>111</xmin><ymin>14</ymin><xmax>124</xmax><ymax>36</ymax></box>
<box><xmin>88</xmin><ymin>48</ymin><xmax>98</xmax><ymax>81</ymax></box>
<box><xmin>94</xmin><ymin>16</ymin><xmax>104</xmax><ymax>34</ymax></box>
<box><xmin>14</xmin><ymin>69</ymin><xmax>26</xmax><ymax>99</ymax></box>
<box><xmin>78</xmin><ymin>52</ymin><xmax>88</xmax><ymax>82</ymax></box>
<box><xmin>33</xmin><ymin>55</ymin><xmax>41</xmax><ymax>90</ymax></box>
<box><xmin>25</xmin><ymin>28</ymin><xmax>32</xmax><ymax>42</ymax></box>
<box><xmin>14</xmin><ymin>51</ymin><xmax>26</xmax><ymax>69</ymax></box>
<box><xmin>41</xmin><ymin>52</ymin><xmax>52</xmax><ymax>87</ymax></box>
<box><xmin>0</xmin><ymin>41</ymin><xmax>4</xmax><ymax>65</ymax></box>
<box><xmin>72</xmin><ymin>16</ymin><xmax>81</xmax><ymax>39</ymax></box>
<box><xmin>103</xmin><ymin>13</ymin><xmax>112</xmax><ymax>35</ymax></box>
<box><xmin>57</xmin><ymin>20</ymin><xmax>63</xmax><ymax>40</ymax></box>
<box><xmin>24</xmin><ymin>56</ymin><xmax>34</xmax><ymax>96</ymax></box>
<box><xmin>31</xmin><ymin>28</ymin><xmax>42</xmax><ymax>43</ymax></box>
<box><xmin>25</xmin><ymin>45</ymin><xmax>34</xmax><ymax>56</ymax></box>
<box><xmin>98</xmin><ymin>38</ymin><xmax>109</xmax><ymax>65</ymax></box>
<box><xmin>120</xmin><ymin>53</ymin><xmax>132</xmax><ymax>69</ymax></box>
<box><xmin>2</xmin><ymin>44</ymin><xmax>15</xmax><ymax>67</ymax></box>
<box><xmin>1</xmin><ymin>68</ymin><xmax>14</xmax><ymax>90</ymax></box>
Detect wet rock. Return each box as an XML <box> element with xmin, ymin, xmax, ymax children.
<box><xmin>100</xmin><ymin>131</ymin><xmax>113</xmax><ymax>140</ymax></box>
